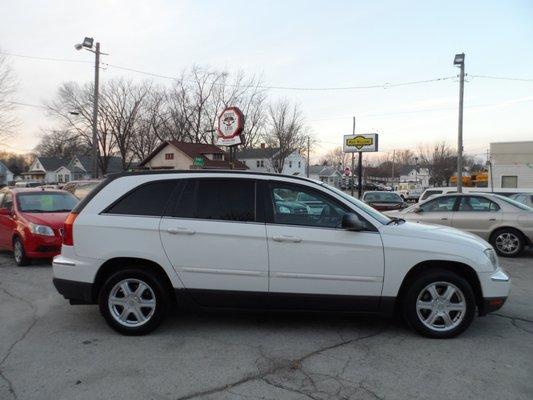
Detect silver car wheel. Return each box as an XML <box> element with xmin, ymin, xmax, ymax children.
<box><xmin>495</xmin><ymin>232</ymin><xmax>520</xmax><ymax>255</ymax></box>
<box><xmin>416</xmin><ymin>281</ymin><xmax>466</xmax><ymax>332</ymax></box>
<box><xmin>14</xmin><ymin>240</ymin><xmax>23</xmax><ymax>263</ymax></box>
<box><xmin>108</xmin><ymin>278</ymin><xmax>156</xmax><ymax>328</ymax></box>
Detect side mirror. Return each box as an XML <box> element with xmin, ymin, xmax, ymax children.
<box><xmin>0</xmin><ymin>208</ymin><xmax>12</xmax><ymax>216</ymax></box>
<box><xmin>341</xmin><ymin>213</ymin><xmax>363</xmax><ymax>231</ymax></box>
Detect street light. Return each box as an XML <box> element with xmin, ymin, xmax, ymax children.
<box><xmin>454</xmin><ymin>52</ymin><xmax>465</xmax><ymax>193</ymax></box>
<box><xmin>75</xmin><ymin>37</ymin><xmax>101</xmax><ymax>179</ymax></box>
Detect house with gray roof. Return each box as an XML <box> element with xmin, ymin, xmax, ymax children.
<box><xmin>236</xmin><ymin>144</ymin><xmax>306</xmax><ymax>175</ymax></box>
<box><xmin>308</xmin><ymin>165</ymin><xmax>344</xmax><ymax>188</ymax></box>
<box><xmin>22</xmin><ymin>156</ymin><xmax>64</xmax><ymax>183</ymax></box>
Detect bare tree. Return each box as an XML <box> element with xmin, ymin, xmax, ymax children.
<box><xmin>264</xmin><ymin>99</ymin><xmax>308</xmax><ymax>173</ymax></box>
<box><xmin>321</xmin><ymin>146</ymin><xmax>349</xmax><ymax>168</ymax></box>
<box><xmin>34</xmin><ymin>129</ymin><xmax>90</xmax><ymax>160</ymax></box>
<box><xmin>418</xmin><ymin>142</ymin><xmax>457</xmax><ymax>186</ymax></box>
<box><xmin>0</xmin><ymin>51</ymin><xmax>17</xmax><ymax>138</ymax></box>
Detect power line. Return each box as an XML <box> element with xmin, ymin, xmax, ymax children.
<box><xmin>471</xmin><ymin>74</ymin><xmax>533</xmax><ymax>83</ymax></box>
<box><xmin>0</xmin><ymin>51</ymin><xmax>92</xmax><ymax>64</ymax></box>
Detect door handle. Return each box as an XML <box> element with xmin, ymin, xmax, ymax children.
<box><xmin>488</xmin><ymin>218</ymin><xmax>496</xmax><ymax>221</ymax></box>
<box><xmin>272</xmin><ymin>235</ymin><xmax>302</xmax><ymax>243</ymax></box>
<box><xmin>167</xmin><ymin>227</ymin><xmax>196</xmax><ymax>235</ymax></box>
<box><xmin>440</xmin><ymin>218</ymin><xmax>448</xmax><ymax>221</ymax></box>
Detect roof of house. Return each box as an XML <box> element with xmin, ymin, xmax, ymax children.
<box><xmin>35</xmin><ymin>156</ymin><xmax>64</xmax><ymax>171</ymax></box>
<box><xmin>308</xmin><ymin>165</ymin><xmax>342</xmax><ymax>177</ymax></box>
<box><xmin>398</xmin><ymin>165</ymin><xmax>431</xmax><ymax>175</ymax></box>
<box><xmin>75</xmin><ymin>155</ymin><xmax>125</xmax><ymax>174</ymax></box>
<box><xmin>139</xmin><ymin>140</ymin><xmax>246</xmax><ymax>170</ymax></box>
<box><xmin>236</xmin><ymin>147</ymin><xmax>280</xmax><ymax>159</ymax></box>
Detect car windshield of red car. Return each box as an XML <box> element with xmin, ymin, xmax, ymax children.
<box><xmin>17</xmin><ymin>193</ymin><xmax>78</xmax><ymax>213</ymax></box>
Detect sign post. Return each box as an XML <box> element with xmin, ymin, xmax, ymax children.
<box><xmin>216</xmin><ymin>107</ymin><xmax>245</xmax><ymax>169</ymax></box>
<box><xmin>343</xmin><ymin>133</ymin><xmax>379</xmax><ymax>198</ymax></box>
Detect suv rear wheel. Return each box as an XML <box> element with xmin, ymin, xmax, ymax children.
<box><xmin>98</xmin><ymin>269</ymin><xmax>169</xmax><ymax>335</ymax></box>
<box><xmin>403</xmin><ymin>269</ymin><xmax>476</xmax><ymax>338</ymax></box>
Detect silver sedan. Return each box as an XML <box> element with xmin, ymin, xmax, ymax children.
<box><xmin>385</xmin><ymin>193</ymin><xmax>533</xmax><ymax>257</ymax></box>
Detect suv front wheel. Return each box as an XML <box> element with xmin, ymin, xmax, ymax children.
<box><xmin>403</xmin><ymin>269</ymin><xmax>476</xmax><ymax>338</ymax></box>
<box><xmin>99</xmin><ymin>269</ymin><xmax>169</xmax><ymax>335</ymax></box>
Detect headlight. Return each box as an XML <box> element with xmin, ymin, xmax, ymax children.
<box><xmin>28</xmin><ymin>223</ymin><xmax>55</xmax><ymax>236</ymax></box>
<box><xmin>484</xmin><ymin>248</ymin><xmax>499</xmax><ymax>270</ymax></box>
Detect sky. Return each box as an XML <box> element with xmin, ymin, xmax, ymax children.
<box><xmin>0</xmin><ymin>0</ymin><xmax>532</xmax><ymax>162</ymax></box>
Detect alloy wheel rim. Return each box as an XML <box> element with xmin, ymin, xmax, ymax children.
<box><xmin>416</xmin><ymin>281</ymin><xmax>466</xmax><ymax>332</ymax></box>
<box><xmin>495</xmin><ymin>233</ymin><xmax>519</xmax><ymax>255</ymax></box>
<box><xmin>14</xmin><ymin>241</ymin><xmax>22</xmax><ymax>262</ymax></box>
<box><xmin>108</xmin><ymin>278</ymin><xmax>156</xmax><ymax>328</ymax></box>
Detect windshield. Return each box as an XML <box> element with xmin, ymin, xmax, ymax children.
<box><xmin>323</xmin><ymin>185</ymin><xmax>391</xmax><ymax>225</ymax></box>
<box><xmin>363</xmin><ymin>192</ymin><xmax>402</xmax><ymax>202</ymax></box>
<box><xmin>494</xmin><ymin>194</ymin><xmax>532</xmax><ymax>211</ymax></box>
<box><xmin>17</xmin><ymin>192</ymin><xmax>78</xmax><ymax>213</ymax></box>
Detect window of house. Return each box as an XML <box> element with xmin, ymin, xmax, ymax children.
<box><xmin>458</xmin><ymin>196</ymin><xmax>500</xmax><ymax>212</ymax></box>
<box><xmin>256</xmin><ymin>160</ymin><xmax>260</xmax><ymax>168</ymax></box>
<box><xmin>501</xmin><ymin>176</ymin><xmax>517</xmax><ymax>188</ymax></box>
<box><xmin>298</xmin><ymin>161</ymin><xmax>301</xmax><ymax>168</ymax></box>
<box><xmin>213</xmin><ymin>153</ymin><xmax>223</xmax><ymax>160</ymax></box>
<box><xmin>173</xmin><ymin>179</ymin><xmax>255</xmax><ymax>222</ymax></box>
<box><xmin>105</xmin><ymin>181</ymin><xmax>177</xmax><ymax>216</ymax></box>
<box><xmin>260</xmin><ymin>160</ymin><xmax>264</xmax><ymax>168</ymax></box>
<box><xmin>289</xmin><ymin>161</ymin><xmax>293</xmax><ymax>168</ymax></box>
<box><xmin>165</xmin><ymin>153</ymin><xmax>174</xmax><ymax>160</ymax></box>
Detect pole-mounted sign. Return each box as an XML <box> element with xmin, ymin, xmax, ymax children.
<box><xmin>343</xmin><ymin>133</ymin><xmax>379</xmax><ymax>153</ymax></box>
<box><xmin>216</xmin><ymin>107</ymin><xmax>244</xmax><ymax>146</ymax></box>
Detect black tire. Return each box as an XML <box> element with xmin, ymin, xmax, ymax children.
<box><xmin>403</xmin><ymin>269</ymin><xmax>476</xmax><ymax>339</ymax></box>
<box><xmin>98</xmin><ymin>268</ymin><xmax>169</xmax><ymax>335</ymax></box>
<box><xmin>13</xmin><ymin>237</ymin><xmax>31</xmax><ymax>266</ymax></box>
<box><xmin>490</xmin><ymin>228</ymin><xmax>524</xmax><ymax>258</ymax></box>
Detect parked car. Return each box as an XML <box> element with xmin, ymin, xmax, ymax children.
<box><xmin>0</xmin><ymin>188</ymin><xmax>79</xmax><ymax>265</ymax></box>
<box><xmin>14</xmin><ymin>181</ymin><xmax>41</xmax><ymax>188</ymax></box>
<box><xmin>419</xmin><ymin>187</ymin><xmax>533</xmax><ymax>202</ymax></box>
<box><xmin>362</xmin><ymin>191</ymin><xmax>407</xmax><ymax>211</ymax></box>
<box><xmin>52</xmin><ymin>171</ymin><xmax>509</xmax><ymax>338</ymax></box>
<box><xmin>62</xmin><ymin>180</ymin><xmax>101</xmax><ymax>200</ymax></box>
<box><xmin>509</xmin><ymin>193</ymin><xmax>533</xmax><ymax>208</ymax></box>
<box><xmin>386</xmin><ymin>193</ymin><xmax>533</xmax><ymax>257</ymax></box>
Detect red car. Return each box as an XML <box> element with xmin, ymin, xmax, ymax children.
<box><xmin>0</xmin><ymin>188</ymin><xmax>78</xmax><ymax>266</ymax></box>
<box><xmin>361</xmin><ymin>191</ymin><xmax>407</xmax><ymax>211</ymax></box>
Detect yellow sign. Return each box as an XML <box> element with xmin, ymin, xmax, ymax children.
<box><xmin>345</xmin><ymin>136</ymin><xmax>373</xmax><ymax>149</ymax></box>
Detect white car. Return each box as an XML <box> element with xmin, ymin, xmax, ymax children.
<box><xmin>52</xmin><ymin>171</ymin><xmax>510</xmax><ymax>338</ymax></box>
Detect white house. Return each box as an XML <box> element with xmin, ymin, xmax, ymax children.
<box><xmin>308</xmin><ymin>165</ymin><xmax>343</xmax><ymax>188</ymax></box>
<box><xmin>490</xmin><ymin>141</ymin><xmax>533</xmax><ymax>189</ymax></box>
<box><xmin>22</xmin><ymin>157</ymin><xmax>64</xmax><ymax>183</ymax></box>
<box><xmin>399</xmin><ymin>165</ymin><xmax>430</xmax><ymax>188</ymax></box>
<box><xmin>0</xmin><ymin>161</ymin><xmax>14</xmax><ymax>186</ymax></box>
<box><xmin>236</xmin><ymin>145</ymin><xmax>306</xmax><ymax>175</ymax></box>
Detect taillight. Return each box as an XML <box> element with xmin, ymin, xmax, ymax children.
<box><xmin>63</xmin><ymin>212</ymin><xmax>78</xmax><ymax>246</ymax></box>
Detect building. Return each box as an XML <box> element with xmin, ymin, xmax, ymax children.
<box><xmin>139</xmin><ymin>140</ymin><xmax>247</xmax><ymax>170</ymax></box>
<box><xmin>399</xmin><ymin>165</ymin><xmax>430</xmax><ymax>188</ymax></box>
<box><xmin>236</xmin><ymin>145</ymin><xmax>306</xmax><ymax>175</ymax></box>
<box><xmin>490</xmin><ymin>141</ymin><xmax>533</xmax><ymax>189</ymax></box>
<box><xmin>0</xmin><ymin>161</ymin><xmax>14</xmax><ymax>186</ymax></box>
<box><xmin>22</xmin><ymin>156</ymin><xmax>64</xmax><ymax>183</ymax></box>
<box><xmin>23</xmin><ymin>155</ymin><xmax>126</xmax><ymax>184</ymax></box>
<box><xmin>308</xmin><ymin>165</ymin><xmax>343</xmax><ymax>188</ymax></box>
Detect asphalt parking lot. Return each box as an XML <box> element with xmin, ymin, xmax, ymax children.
<box><xmin>0</xmin><ymin>251</ymin><xmax>532</xmax><ymax>400</ymax></box>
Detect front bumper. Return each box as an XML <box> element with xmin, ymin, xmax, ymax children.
<box><xmin>478</xmin><ymin>268</ymin><xmax>510</xmax><ymax>316</ymax></box>
<box><xmin>25</xmin><ymin>235</ymin><xmax>62</xmax><ymax>259</ymax></box>
<box><xmin>53</xmin><ymin>278</ymin><xmax>95</xmax><ymax>304</ymax></box>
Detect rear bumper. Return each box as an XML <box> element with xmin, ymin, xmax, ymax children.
<box><xmin>53</xmin><ymin>278</ymin><xmax>95</xmax><ymax>304</ymax></box>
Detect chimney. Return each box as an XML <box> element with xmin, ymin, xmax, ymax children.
<box><xmin>260</xmin><ymin>143</ymin><xmax>266</xmax><ymax>149</ymax></box>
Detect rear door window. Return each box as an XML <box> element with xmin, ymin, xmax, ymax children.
<box><xmin>105</xmin><ymin>180</ymin><xmax>177</xmax><ymax>216</ymax></box>
<box><xmin>458</xmin><ymin>196</ymin><xmax>500</xmax><ymax>212</ymax></box>
<box><xmin>173</xmin><ymin>178</ymin><xmax>256</xmax><ymax>222</ymax></box>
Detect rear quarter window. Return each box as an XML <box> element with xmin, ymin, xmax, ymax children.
<box><xmin>104</xmin><ymin>180</ymin><xmax>178</xmax><ymax>216</ymax></box>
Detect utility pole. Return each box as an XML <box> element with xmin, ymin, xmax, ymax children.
<box><xmin>391</xmin><ymin>149</ymin><xmax>396</xmax><ymax>188</ymax></box>
<box><xmin>486</xmin><ymin>149</ymin><xmax>494</xmax><ymax>192</ymax></box>
<box><xmin>91</xmin><ymin>42</ymin><xmax>100</xmax><ymax>179</ymax></box>
<box><xmin>454</xmin><ymin>53</ymin><xmax>466</xmax><ymax>193</ymax></box>
<box><xmin>350</xmin><ymin>117</ymin><xmax>355</xmax><ymax>196</ymax></box>
<box><xmin>306</xmin><ymin>136</ymin><xmax>310</xmax><ymax>177</ymax></box>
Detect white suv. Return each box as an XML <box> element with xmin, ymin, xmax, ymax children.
<box><xmin>52</xmin><ymin>171</ymin><xmax>510</xmax><ymax>338</ymax></box>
